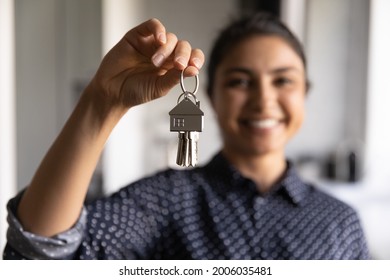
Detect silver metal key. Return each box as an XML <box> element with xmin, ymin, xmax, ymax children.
<box><xmin>184</xmin><ymin>131</ymin><xmax>190</xmax><ymax>167</ymax></box>
<box><xmin>188</xmin><ymin>131</ymin><xmax>199</xmax><ymax>167</ymax></box>
<box><xmin>176</xmin><ymin>132</ymin><xmax>185</xmax><ymax>166</ymax></box>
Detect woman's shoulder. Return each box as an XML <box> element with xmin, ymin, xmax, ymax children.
<box><xmin>303</xmin><ymin>181</ymin><xmax>361</xmax><ymax>219</ymax></box>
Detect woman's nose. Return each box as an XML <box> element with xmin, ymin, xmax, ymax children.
<box><xmin>248</xmin><ymin>80</ymin><xmax>276</xmax><ymax>110</ymax></box>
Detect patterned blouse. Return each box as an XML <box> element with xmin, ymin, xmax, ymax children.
<box><xmin>3</xmin><ymin>152</ymin><xmax>370</xmax><ymax>259</ymax></box>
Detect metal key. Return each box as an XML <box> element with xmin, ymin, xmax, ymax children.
<box><xmin>177</xmin><ymin>131</ymin><xmax>190</xmax><ymax>167</ymax></box>
<box><xmin>169</xmin><ymin>69</ymin><xmax>203</xmax><ymax>167</ymax></box>
<box><xmin>183</xmin><ymin>131</ymin><xmax>190</xmax><ymax>166</ymax></box>
<box><xmin>176</xmin><ymin>132</ymin><xmax>185</xmax><ymax>166</ymax></box>
<box><xmin>188</xmin><ymin>131</ymin><xmax>199</xmax><ymax>166</ymax></box>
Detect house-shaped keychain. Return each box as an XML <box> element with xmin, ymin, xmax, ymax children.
<box><xmin>169</xmin><ymin>98</ymin><xmax>204</xmax><ymax>132</ymax></box>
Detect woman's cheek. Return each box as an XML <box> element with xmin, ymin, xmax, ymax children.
<box><xmin>287</xmin><ymin>94</ymin><xmax>305</xmax><ymax>127</ymax></box>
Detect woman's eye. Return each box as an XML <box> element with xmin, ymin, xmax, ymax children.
<box><xmin>274</xmin><ymin>77</ymin><xmax>292</xmax><ymax>87</ymax></box>
<box><xmin>226</xmin><ymin>78</ymin><xmax>251</xmax><ymax>88</ymax></box>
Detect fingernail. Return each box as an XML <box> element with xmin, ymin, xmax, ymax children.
<box><xmin>152</xmin><ymin>53</ymin><xmax>164</xmax><ymax>67</ymax></box>
<box><xmin>192</xmin><ymin>58</ymin><xmax>201</xmax><ymax>69</ymax></box>
<box><xmin>176</xmin><ymin>57</ymin><xmax>186</xmax><ymax>68</ymax></box>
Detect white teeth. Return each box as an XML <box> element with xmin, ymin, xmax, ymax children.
<box><xmin>250</xmin><ymin>119</ymin><xmax>279</xmax><ymax>128</ymax></box>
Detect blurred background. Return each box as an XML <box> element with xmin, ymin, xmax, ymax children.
<box><xmin>1</xmin><ymin>0</ymin><xmax>389</xmax><ymax>259</ymax></box>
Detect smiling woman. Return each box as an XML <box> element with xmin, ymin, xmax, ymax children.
<box><xmin>204</xmin><ymin>13</ymin><xmax>310</xmax><ymax>191</ymax></box>
<box><xmin>3</xmin><ymin>13</ymin><xmax>370</xmax><ymax>260</ymax></box>
<box><xmin>210</xmin><ymin>35</ymin><xmax>306</xmax><ymax>191</ymax></box>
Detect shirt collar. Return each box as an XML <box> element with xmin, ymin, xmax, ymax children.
<box><xmin>274</xmin><ymin>161</ymin><xmax>312</xmax><ymax>206</ymax></box>
<box><xmin>204</xmin><ymin>151</ymin><xmax>311</xmax><ymax>206</ymax></box>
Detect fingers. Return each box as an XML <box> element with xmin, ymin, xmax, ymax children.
<box><xmin>153</xmin><ymin>38</ymin><xmax>205</xmax><ymax>74</ymax></box>
<box><xmin>132</xmin><ymin>18</ymin><xmax>166</xmax><ymax>45</ymax></box>
<box><xmin>120</xmin><ymin>17</ymin><xmax>204</xmax><ymax>98</ymax></box>
<box><xmin>156</xmin><ymin>49</ymin><xmax>204</xmax><ymax>93</ymax></box>
<box><xmin>126</xmin><ymin>18</ymin><xmax>205</xmax><ymax>73</ymax></box>
<box><xmin>152</xmin><ymin>32</ymin><xmax>178</xmax><ymax>67</ymax></box>
<box><xmin>189</xmin><ymin>48</ymin><xmax>205</xmax><ymax>74</ymax></box>
<box><xmin>177</xmin><ymin>48</ymin><xmax>206</xmax><ymax>77</ymax></box>
<box><xmin>123</xmin><ymin>18</ymin><xmax>167</xmax><ymax>58</ymax></box>
<box><xmin>173</xmin><ymin>40</ymin><xmax>192</xmax><ymax>69</ymax></box>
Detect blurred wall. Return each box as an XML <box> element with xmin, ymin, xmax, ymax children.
<box><xmin>14</xmin><ymin>0</ymin><xmax>102</xmax><ymax>189</ymax></box>
<box><xmin>286</xmin><ymin>0</ymin><xmax>368</xmax><ymax>166</ymax></box>
<box><xmin>15</xmin><ymin>0</ymin><xmax>59</xmax><ymax>189</ymax></box>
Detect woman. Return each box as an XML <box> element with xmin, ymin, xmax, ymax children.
<box><xmin>3</xmin><ymin>13</ymin><xmax>370</xmax><ymax>259</ymax></box>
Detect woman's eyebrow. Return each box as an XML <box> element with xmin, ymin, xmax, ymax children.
<box><xmin>223</xmin><ymin>67</ymin><xmax>252</xmax><ymax>76</ymax></box>
<box><xmin>224</xmin><ymin>66</ymin><xmax>301</xmax><ymax>75</ymax></box>
<box><xmin>270</xmin><ymin>66</ymin><xmax>301</xmax><ymax>74</ymax></box>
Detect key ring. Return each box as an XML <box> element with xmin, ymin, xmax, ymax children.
<box><xmin>177</xmin><ymin>91</ymin><xmax>198</xmax><ymax>105</ymax></box>
<box><xmin>180</xmin><ymin>67</ymin><xmax>199</xmax><ymax>95</ymax></box>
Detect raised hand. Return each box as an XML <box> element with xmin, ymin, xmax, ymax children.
<box><xmin>89</xmin><ymin>18</ymin><xmax>205</xmax><ymax>109</ymax></box>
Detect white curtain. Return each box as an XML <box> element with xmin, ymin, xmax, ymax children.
<box><xmin>0</xmin><ymin>0</ymin><xmax>17</xmax><ymax>255</ymax></box>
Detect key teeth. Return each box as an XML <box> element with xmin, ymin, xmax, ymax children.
<box><xmin>175</xmin><ymin>131</ymin><xmax>199</xmax><ymax>168</ymax></box>
<box><xmin>176</xmin><ymin>132</ymin><xmax>182</xmax><ymax>166</ymax></box>
<box><xmin>189</xmin><ymin>131</ymin><xmax>198</xmax><ymax>167</ymax></box>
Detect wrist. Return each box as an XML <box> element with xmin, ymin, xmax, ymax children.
<box><xmin>80</xmin><ymin>79</ymin><xmax>129</xmax><ymax>129</ymax></box>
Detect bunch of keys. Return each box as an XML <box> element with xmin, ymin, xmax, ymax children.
<box><xmin>169</xmin><ymin>68</ymin><xmax>204</xmax><ymax>167</ymax></box>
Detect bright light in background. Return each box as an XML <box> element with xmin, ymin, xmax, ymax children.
<box><xmin>281</xmin><ymin>0</ymin><xmax>306</xmax><ymax>43</ymax></box>
<box><xmin>362</xmin><ymin>0</ymin><xmax>390</xmax><ymax>259</ymax></box>
<box><xmin>0</xmin><ymin>0</ymin><xmax>17</xmax><ymax>255</ymax></box>
<box><xmin>365</xmin><ymin>0</ymin><xmax>390</xmax><ymax>183</ymax></box>
<box><xmin>101</xmin><ymin>0</ymin><xmax>146</xmax><ymax>194</ymax></box>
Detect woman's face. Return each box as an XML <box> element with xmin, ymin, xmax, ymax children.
<box><xmin>211</xmin><ymin>35</ymin><xmax>306</xmax><ymax>159</ymax></box>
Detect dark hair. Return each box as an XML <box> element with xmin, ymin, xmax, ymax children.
<box><xmin>206</xmin><ymin>12</ymin><xmax>309</xmax><ymax>98</ymax></box>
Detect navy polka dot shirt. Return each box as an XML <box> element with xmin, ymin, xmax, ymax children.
<box><xmin>3</xmin><ymin>152</ymin><xmax>370</xmax><ymax>259</ymax></box>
